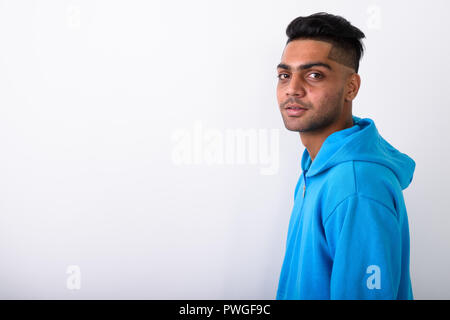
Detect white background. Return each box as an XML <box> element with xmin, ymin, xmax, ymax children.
<box><xmin>0</xmin><ymin>0</ymin><xmax>449</xmax><ymax>299</ymax></box>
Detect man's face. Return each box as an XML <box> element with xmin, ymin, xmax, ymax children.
<box><xmin>276</xmin><ymin>39</ymin><xmax>351</xmax><ymax>132</ymax></box>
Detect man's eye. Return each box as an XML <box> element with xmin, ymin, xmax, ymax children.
<box><xmin>308</xmin><ymin>72</ymin><xmax>323</xmax><ymax>79</ymax></box>
<box><xmin>277</xmin><ymin>73</ymin><xmax>289</xmax><ymax>80</ymax></box>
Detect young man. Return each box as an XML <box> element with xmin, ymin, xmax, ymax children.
<box><xmin>275</xmin><ymin>12</ymin><xmax>415</xmax><ymax>299</ymax></box>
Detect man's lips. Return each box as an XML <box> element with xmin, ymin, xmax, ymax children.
<box><xmin>285</xmin><ymin>104</ymin><xmax>308</xmax><ymax>110</ymax></box>
<box><xmin>285</xmin><ymin>104</ymin><xmax>308</xmax><ymax>117</ymax></box>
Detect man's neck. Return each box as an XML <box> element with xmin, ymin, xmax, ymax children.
<box><xmin>300</xmin><ymin>116</ymin><xmax>354</xmax><ymax>162</ymax></box>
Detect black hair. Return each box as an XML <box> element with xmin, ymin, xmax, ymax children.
<box><xmin>285</xmin><ymin>12</ymin><xmax>365</xmax><ymax>73</ymax></box>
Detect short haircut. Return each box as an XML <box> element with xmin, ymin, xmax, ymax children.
<box><xmin>285</xmin><ymin>12</ymin><xmax>366</xmax><ymax>73</ymax></box>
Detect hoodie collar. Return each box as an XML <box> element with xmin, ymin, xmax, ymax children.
<box><xmin>300</xmin><ymin>115</ymin><xmax>415</xmax><ymax>190</ymax></box>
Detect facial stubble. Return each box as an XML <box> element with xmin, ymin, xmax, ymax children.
<box><xmin>283</xmin><ymin>87</ymin><xmax>345</xmax><ymax>133</ymax></box>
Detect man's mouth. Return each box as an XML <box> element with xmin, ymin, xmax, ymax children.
<box><xmin>286</xmin><ymin>104</ymin><xmax>307</xmax><ymax>110</ymax></box>
<box><xmin>285</xmin><ymin>104</ymin><xmax>308</xmax><ymax>116</ymax></box>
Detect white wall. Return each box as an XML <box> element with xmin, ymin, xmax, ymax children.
<box><xmin>0</xmin><ymin>0</ymin><xmax>448</xmax><ymax>299</ymax></box>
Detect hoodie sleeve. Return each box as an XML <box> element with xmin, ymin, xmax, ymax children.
<box><xmin>323</xmin><ymin>194</ymin><xmax>402</xmax><ymax>299</ymax></box>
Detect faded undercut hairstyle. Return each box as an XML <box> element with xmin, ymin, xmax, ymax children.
<box><xmin>286</xmin><ymin>12</ymin><xmax>366</xmax><ymax>73</ymax></box>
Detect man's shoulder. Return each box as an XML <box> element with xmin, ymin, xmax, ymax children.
<box><xmin>320</xmin><ymin>160</ymin><xmax>402</xmax><ymax>216</ymax></box>
<box><xmin>325</xmin><ymin>160</ymin><xmax>401</xmax><ymax>191</ymax></box>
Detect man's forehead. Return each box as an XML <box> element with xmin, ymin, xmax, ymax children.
<box><xmin>281</xmin><ymin>38</ymin><xmax>353</xmax><ymax>71</ymax></box>
<box><xmin>282</xmin><ymin>39</ymin><xmax>333</xmax><ymax>60</ymax></box>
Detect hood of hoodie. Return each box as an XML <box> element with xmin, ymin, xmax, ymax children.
<box><xmin>301</xmin><ymin>115</ymin><xmax>415</xmax><ymax>190</ymax></box>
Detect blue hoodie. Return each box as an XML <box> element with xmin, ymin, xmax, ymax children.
<box><xmin>276</xmin><ymin>115</ymin><xmax>415</xmax><ymax>300</ymax></box>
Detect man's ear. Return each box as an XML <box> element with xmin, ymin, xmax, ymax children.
<box><xmin>344</xmin><ymin>73</ymin><xmax>361</xmax><ymax>102</ymax></box>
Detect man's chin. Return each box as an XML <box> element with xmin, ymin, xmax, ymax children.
<box><xmin>285</xmin><ymin>126</ymin><xmax>302</xmax><ymax>132</ymax></box>
<box><xmin>283</xmin><ymin>120</ymin><xmax>306</xmax><ymax>132</ymax></box>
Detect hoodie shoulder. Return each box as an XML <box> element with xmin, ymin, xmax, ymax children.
<box><xmin>321</xmin><ymin>160</ymin><xmax>402</xmax><ymax>223</ymax></box>
<box><xmin>353</xmin><ymin>160</ymin><xmax>402</xmax><ymax>216</ymax></box>
<box><xmin>304</xmin><ymin>115</ymin><xmax>415</xmax><ymax>224</ymax></box>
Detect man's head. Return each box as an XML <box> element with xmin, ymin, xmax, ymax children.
<box><xmin>277</xmin><ymin>12</ymin><xmax>365</xmax><ymax>132</ymax></box>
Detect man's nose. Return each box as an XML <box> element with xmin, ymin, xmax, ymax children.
<box><xmin>286</xmin><ymin>74</ymin><xmax>306</xmax><ymax>97</ymax></box>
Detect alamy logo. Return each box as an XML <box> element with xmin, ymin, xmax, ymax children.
<box><xmin>366</xmin><ymin>265</ymin><xmax>381</xmax><ymax>290</ymax></box>
<box><xmin>171</xmin><ymin>120</ymin><xmax>280</xmax><ymax>175</ymax></box>
<box><xmin>66</xmin><ymin>5</ymin><xmax>81</xmax><ymax>30</ymax></box>
<box><xmin>366</xmin><ymin>5</ymin><xmax>382</xmax><ymax>30</ymax></box>
<box><xmin>66</xmin><ymin>265</ymin><xmax>81</xmax><ymax>290</ymax></box>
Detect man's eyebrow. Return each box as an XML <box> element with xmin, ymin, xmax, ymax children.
<box><xmin>276</xmin><ymin>62</ymin><xmax>333</xmax><ymax>71</ymax></box>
